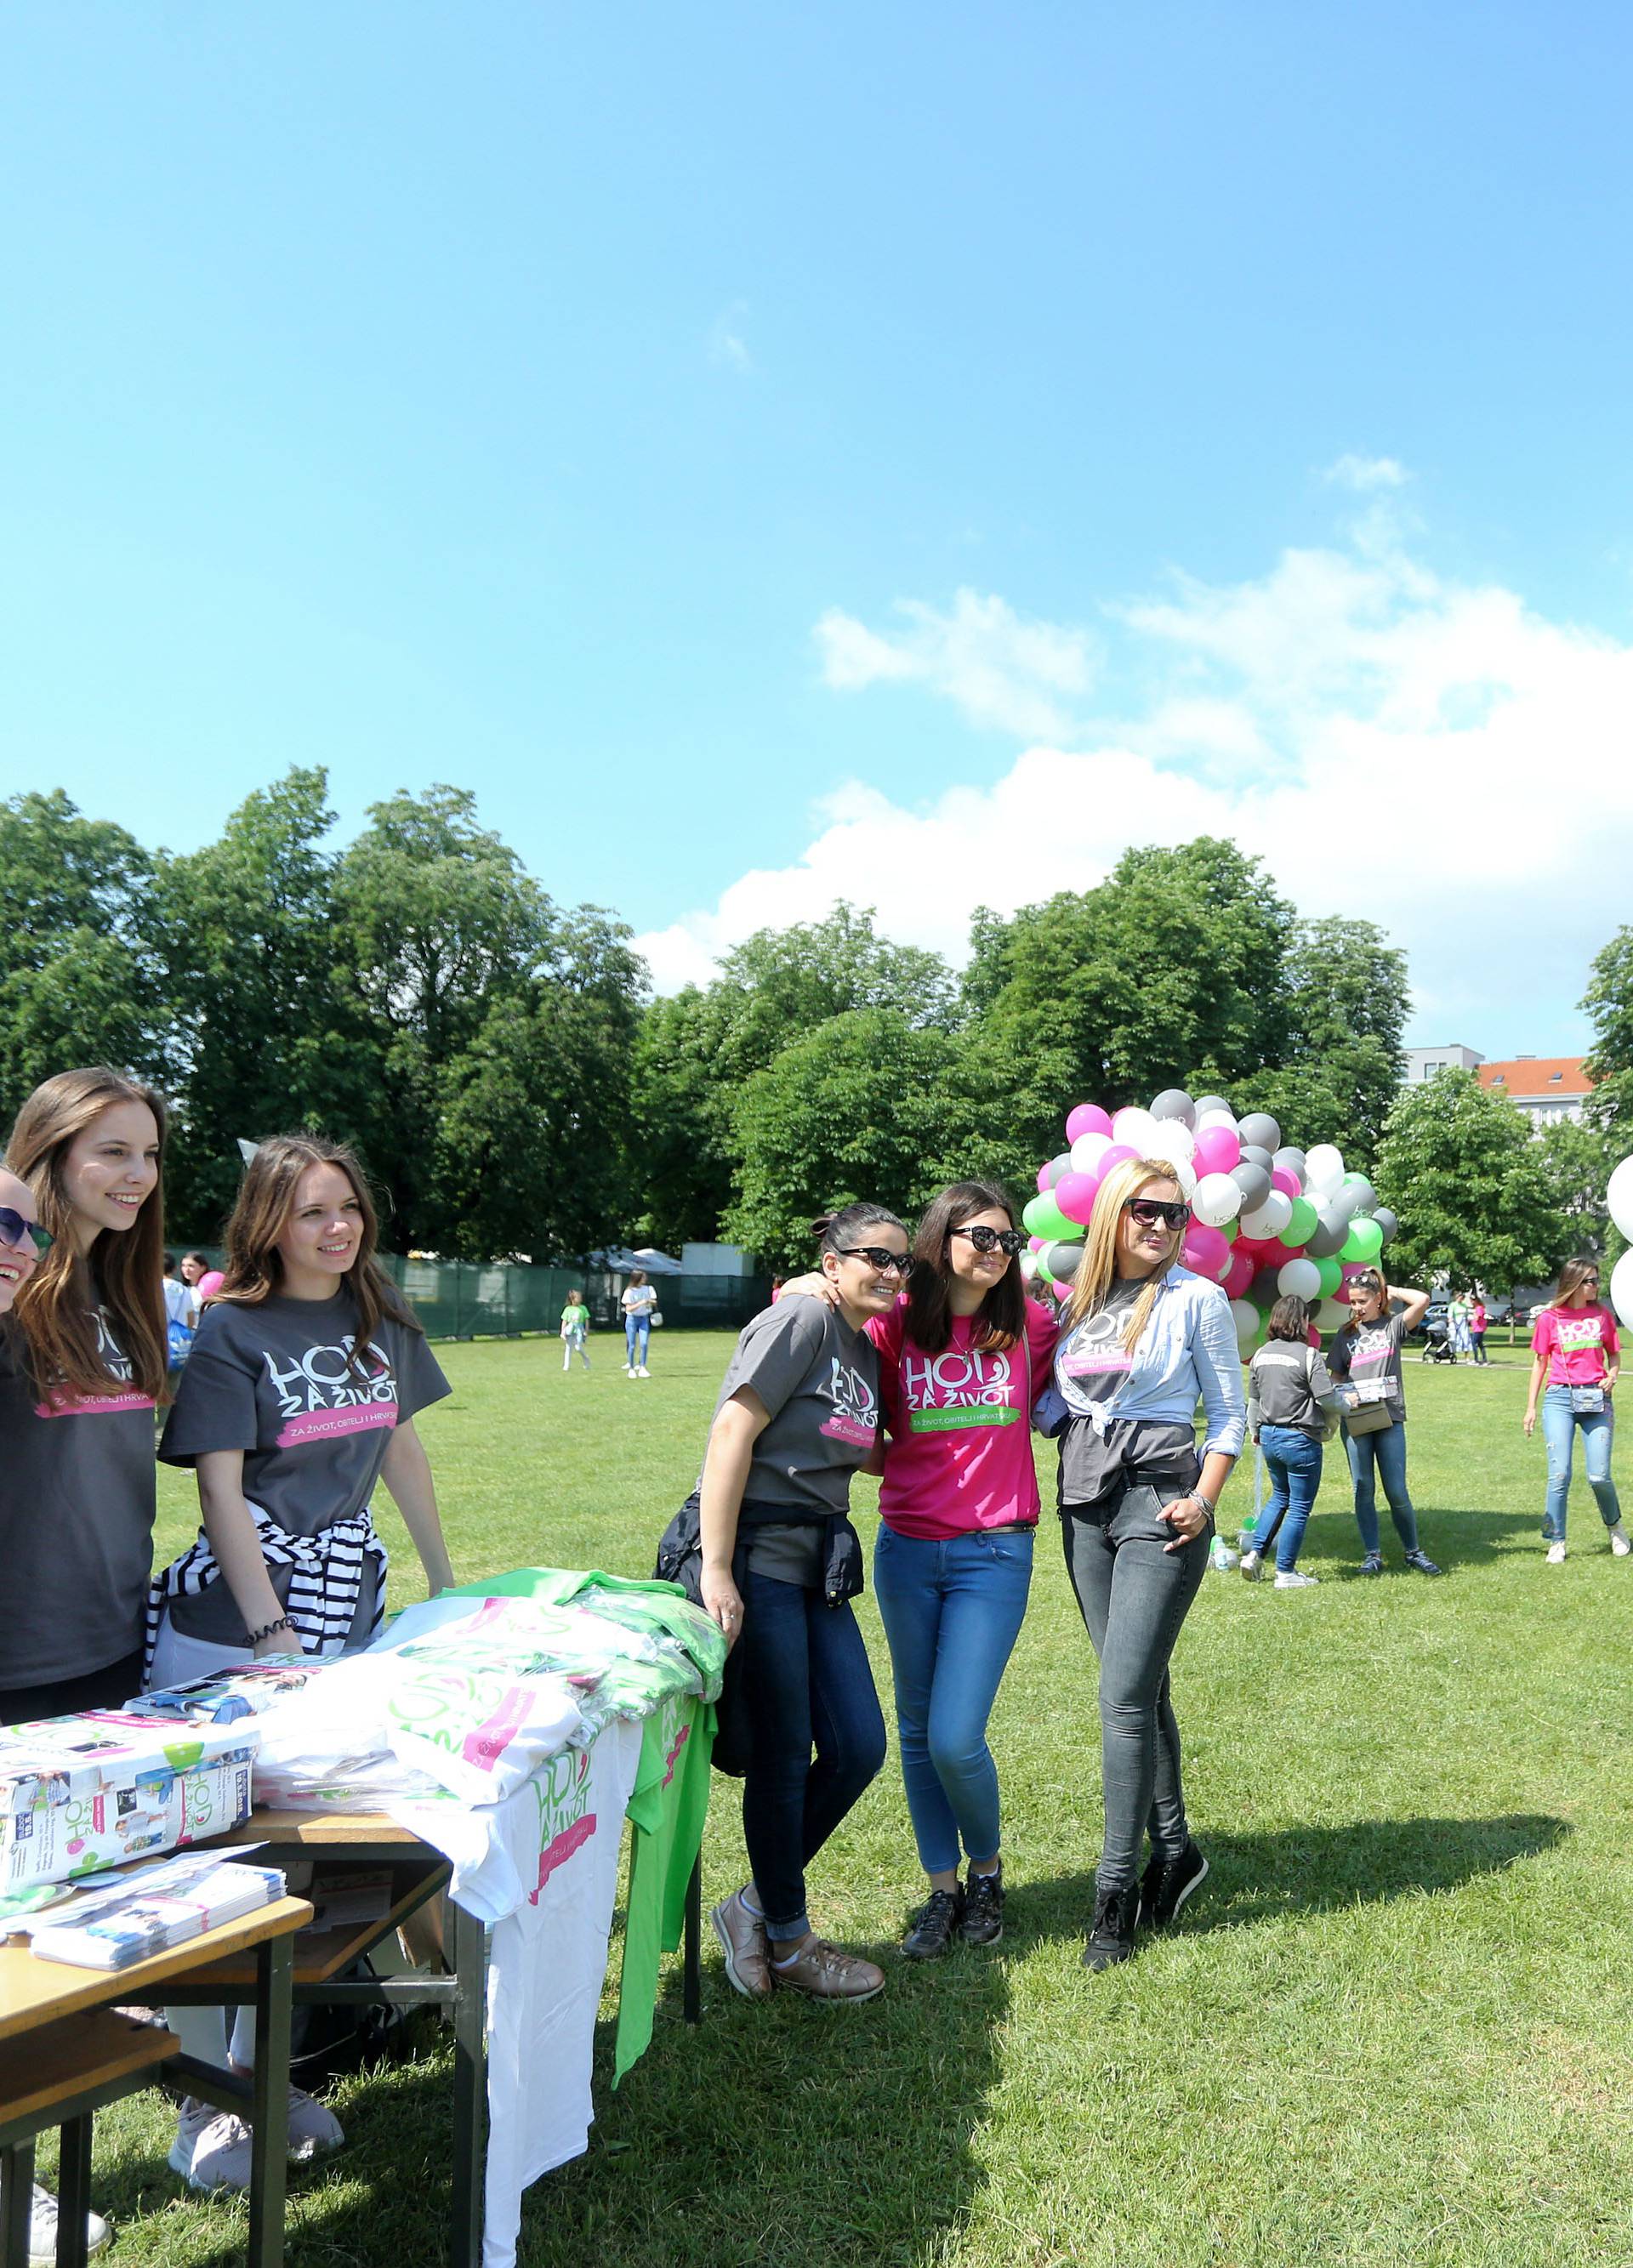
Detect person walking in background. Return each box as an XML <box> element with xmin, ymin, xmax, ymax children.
<box><xmin>623</xmin><ymin>1269</ymin><xmax>657</xmax><ymax>1376</ymax></box>
<box><xmin>560</xmin><ymin>1287</ymin><xmax>591</xmax><ymax>1372</ymax></box>
<box><xmin>1051</xmin><ymin>1156</ymin><xmax>1245</xmax><ymax>1971</ymax></box>
<box><xmin>1468</xmin><ymin>1293</ymin><xmax>1489</xmax><ymax>1366</ymax></box>
<box><xmin>1242</xmin><ymin>1297</ymin><xmax>1342</xmax><ymax>1589</ymax></box>
<box><xmin>1447</xmin><ymin>1291</ymin><xmax>1471</xmax><ymax>1361</ymax></box>
<box><xmin>1328</xmin><ymin>1270</ymin><xmax>1440</xmax><ymax>1577</ymax></box>
<box><xmin>1522</xmin><ymin>1259</ymin><xmax>1629</xmax><ymax>1563</ymax></box>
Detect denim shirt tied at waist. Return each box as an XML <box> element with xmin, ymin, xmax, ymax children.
<box><xmin>1050</xmin><ymin>1264</ymin><xmax>1248</xmax><ymax>1461</ymax></box>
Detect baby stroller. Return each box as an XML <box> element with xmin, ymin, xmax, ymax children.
<box><xmin>1420</xmin><ymin>1316</ymin><xmax>1457</xmax><ymax>1364</ymax></box>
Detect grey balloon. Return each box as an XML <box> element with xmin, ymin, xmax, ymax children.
<box><xmin>1306</xmin><ymin>1209</ymin><xmax>1349</xmax><ymax>1258</ymax></box>
<box><xmin>1150</xmin><ymin>1088</ymin><xmax>1196</xmax><ymax>1128</ymax></box>
<box><xmin>1231</xmin><ymin>1162</ymin><xmax>1272</xmax><ymax>1212</ymax></box>
<box><xmin>1343</xmin><ymin>1176</ymin><xmax>1377</xmax><ymax>1216</ymax></box>
<box><xmin>1239</xmin><ymin>1144</ymin><xmax>1273</xmax><ymax>1174</ymax></box>
<box><xmin>1192</xmin><ymin>1094</ymin><xmax>1232</xmax><ymax>1123</ymax></box>
<box><xmin>1238</xmin><ymin>1112</ymin><xmax>1282</xmax><ymax>1152</ymax></box>
<box><xmin>1330</xmin><ymin>1184</ymin><xmax>1364</xmax><ymax>1221</ymax></box>
<box><xmin>1046</xmin><ymin>1241</ymin><xmax>1085</xmax><ymax>1279</ymax></box>
<box><xmin>1373</xmin><ymin>1206</ymin><xmax>1398</xmax><ymax>1246</ymax></box>
<box><xmin>1272</xmin><ymin>1146</ymin><xmax>1307</xmax><ymax>1185</ymax></box>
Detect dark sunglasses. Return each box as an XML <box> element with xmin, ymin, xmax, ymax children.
<box><xmin>837</xmin><ymin>1245</ymin><xmax>913</xmax><ymax>1276</ymax></box>
<box><xmin>0</xmin><ymin>1207</ymin><xmax>50</xmax><ymax>1253</ymax></box>
<box><xmin>950</xmin><ymin>1225</ymin><xmax>1027</xmax><ymax>1257</ymax></box>
<box><xmin>1123</xmin><ymin>1197</ymin><xmax>1190</xmax><ymax>1232</ymax></box>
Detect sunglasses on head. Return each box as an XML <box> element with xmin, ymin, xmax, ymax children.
<box><xmin>1123</xmin><ymin>1197</ymin><xmax>1190</xmax><ymax>1231</ymax></box>
<box><xmin>951</xmin><ymin>1225</ymin><xmax>1027</xmax><ymax>1257</ymax></box>
<box><xmin>0</xmin><ymin>1207</ymin><xmax>50</xmax><ymax>1253</ymax></box>
<box><xmin>837</xmin><ymin>1245</ymin><xmax>913</xmax><ymax>1276</ymax></box>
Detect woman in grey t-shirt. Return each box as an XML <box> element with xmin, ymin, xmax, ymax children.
<box><xmin>703</xmin><ymin>1203</ymin><xmax>906</xmax><ymax>2009</ymax></box>
<box><xmin>1329</xmin><ymin>1269</ymin><xmax>1437</xmax><ymax>1577</ymax></box>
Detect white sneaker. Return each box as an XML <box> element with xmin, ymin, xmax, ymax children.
<box><xmin>1609</xmin><ymin>1524</ymin><xmax>1631</xmax><ymax>1557</ymax></box>
<box><xmin>1239</xmin><ymin>1549</ymin><xmax>1262</xmax><ymax>1581</ymax></box>
<box><xmin>1545</xmin><ymin>1540</ymin><xmax>1567</xmax><ymax>1565</ymax></box>
<box><xmin>29</xmin><ymin>2184</ymin><xmax>109</xmax><ymax>2263</ymax></box>
<box><xmin>172</xmin><ymin>2084</ymin><xmax>344</xmax><ymax>2191</ymax></box>
<box><xmin>637</xmin><ymin>1366</ymin><xmax>651</xmax><ymax>1378</ymax></box>
<box><xmin>1274</xmin><ymin>1569</ymin><xmax>1320</xmax><ymax>1589</ymax></box>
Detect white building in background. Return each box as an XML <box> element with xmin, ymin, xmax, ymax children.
<box><xmin>1400</xmin><ymin>1046</ymin><xmax>1595</xmax><ymax>1129</ymax></box>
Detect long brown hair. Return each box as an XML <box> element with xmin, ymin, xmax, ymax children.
<box><xmin>216</xmin><ymin>1135</ymin><xmax>419</xmax><ymax>1375</ymax></box>
<box><xmin>1061</xmin><ymin>1157</ymin><xmax>1186</xmax><ymax>1352</ymax></box>
<box><xmin>1550</xmin><ymin>1258</ymin><xmax>1603</xmax><ymax>1310</ymax></box>
<box><xmin>6</xmin><ymin>1067</ymin><xmax>170</xmax><ymax>1401</ymax></box>
<box><xmin>905</xmin><ymin>1181</ymin><xmax>1026</xmax><ymax>1355</ymax></box>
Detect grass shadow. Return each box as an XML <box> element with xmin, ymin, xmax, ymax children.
<box><xmin>1016</xmin><ymin>1812</ymin><xmax>1569</xmax><ymax>1946</ymax></box>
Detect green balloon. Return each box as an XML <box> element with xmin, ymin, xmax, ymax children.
<box><xmin>1285</xmin><ymin>1197</ymin><xmax>1319</xmax><ymax>1246</ymax></box>
<box><xmin>1314</xmin><ymin>1254</ymin><xmax>1344</xmax><ymax>1298</ymax></box>
<box><xmin>1022</xmin><ymin>1191</ymin><xmax>1073</xmax><ymax>1244</ymax></box>
<box><xmin>1341</xmin><ymin>1214</ymin><xmax>1384</xmax><ymax>1265</ymax></box>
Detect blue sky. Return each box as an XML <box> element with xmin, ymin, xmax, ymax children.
<box><xmin>4</xmin><ymin>3</ymin><xmax>1630</xmax><ymax>1055</ymax></box>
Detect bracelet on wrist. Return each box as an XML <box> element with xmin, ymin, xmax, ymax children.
<box><xmin>248</xmin><ymin>1616</ymin><xmax>293</xmax><ymax>1646</ymax></box>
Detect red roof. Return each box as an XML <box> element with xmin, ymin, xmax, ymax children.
<box><xmin>1477</xmin><ymin>1057</ymin><xmax>1594</xmax><ymax>1098</ymax></box>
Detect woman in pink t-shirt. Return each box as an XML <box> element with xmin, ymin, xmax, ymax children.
<box><xmin>1523</xmin><ymin>1257</ymin><xmax>1628</xmax><ymax>1561</ymax></box>
<box><xmin>868</xmin><ymin>1182</ymin><xmax>1057</xmax><ymax>1958</ymax></box>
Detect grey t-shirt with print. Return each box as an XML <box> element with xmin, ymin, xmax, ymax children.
<box><xmin>1055</xmin><ymin>1281</ymin><xmax>1197</xmax><ymax>1509</ymax></box>
<box><xmin>158</xmin><ymin>1291</ymin><xmax>450</xmax><ymax>1642</ymax></box>
<box><xmin>1330</xmin><ymin>1310</ymin><xmax>1408</xmax><ymax>1420</ymax></box>
<box><xmin>0</xmin><ymin>1312</ymin><xmax>158</xmax><ymax>1691</ymax></box>
<box><xmin>707</xmin><ymin>1300</ymin><xmax>879</xmax><ymax>1585</ymax></box>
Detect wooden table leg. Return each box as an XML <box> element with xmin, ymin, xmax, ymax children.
<box><xmin>1</xmin><ymin>2140</ymin><xmax>35</xmax><ymax>2268</ymax></box>
<box><xmin>247</xmin><ymin>1930</ymin><xmax>293</xmax><ymax>2268</ymax></box>
<box><xmin>683</xmin><ymin>1854</ymin><xmax>703</xmax><ymax>2024</ymax></box>
<box><xmin>53</xmin><ymin>2116</ymin><xmax>92</xmax><ymax>2268</ymax></box>
<box><xmin>447</xmin><ymin>1897</ymin><xmax>486</xmax><ymax>2268</ymax></box>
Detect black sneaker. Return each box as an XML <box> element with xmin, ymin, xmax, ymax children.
<box><xmin>960</xmin><ymin>1864</ymin><xmax>1004</xmax><ymax>1947</ymax></box>
<box><xmin>1404</xmin><ymin>1549</ymin><xmax>1442</xmax><ymax>1577</ymax></box>
<box><xmin>1140</xmin><ymin>1839</ymin><xmax>1209</xmax><ymax>1930</ymax></box>
<box><xmin>1359</xmin><ymin>1551</ymin><xmax>1384</xmax><ymax>1577</ymax></box>
<box><xmin>901</xmin><ymin>1885</ymin><xmax>964</xmax><ymax>1959</ymax></box>
<box><xmin>1082</xmin><ymin>1886</ymin><xmax>1140</xmax><ymax>1971</ymax></box>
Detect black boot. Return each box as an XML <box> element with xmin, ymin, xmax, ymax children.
<box><xmin>1082</xmin><ymin>1885</ymin><xmax>1140</xmax><ymax>1971</ymax></box>
<box><xmin>901</xmin><ymin>1885</ymin><xmax>964</xmax><ymax>1958</ymax></box>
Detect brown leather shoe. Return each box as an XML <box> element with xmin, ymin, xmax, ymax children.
<box><xmin>769</xmin><ymin>1937</ymin><xmax>885</xmax><ymax>2002</ymax></box>
<box><xmin>710</xmin><ymin>1889</ymin><xmax>771</xmax><ymax>1998</ymax></box>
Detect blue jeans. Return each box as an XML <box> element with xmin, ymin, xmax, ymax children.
<box><xmin>1257</xmin><ymin>1425</ymin><xmax>1324</xmax><ymax>1573</ymax></box>
<box><xmin>737</xmin><ymin>1567</ymin><xmax>886</xmax><ymax>1941</ymax></box>
<box><xmin>1540</xmin><ymin>1384</ymin><xmax>1622</xmax><ymax>1540</ymax></box>
<box><xmin>625</xmin><ymin>1315</ymin><xmax>651</xmax><ymax>1367</ymax></box>
<box><xmin>1345</xmin><ymin>1422</ymin><xmax>1420</xmax><ymax>1556</ymax></box>
<box><xmin>872</xmin><ymin>1522</ymin><xmax>1034</xmax><ymax>1877</ymax></box>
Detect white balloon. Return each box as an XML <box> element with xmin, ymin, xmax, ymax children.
<box><xmin>1306</xmin><ymin>1143</ymin><xmax>1345</xmax><ymax>1192</ymax></box>
<box><xmin>1169</xmin><ymin>1157</ymin><xmax>1198</xmax><ymax>1199</ymax></box>
<box><xmin>1316</xmin><ymin>1296</ymin><xmax>1350</xmax><ymax>1333</ymax></box>
<box><xmin>1278</xmin><ymin>1257</ymin><xmax>1323</xmax><ymax>1301</ymax></box>
<box><xmin>1241</xmin><ymin>1190</ymin><xmax>1294</xmax><ymax>1238</ymax></box>
<box><xmin>1612</xmin><ymin>1249</ymin><xmax>1633</xmax><ymax>1332</ymax></box>
<box><xmin>1112</xmin><ymin>1107</ymin><xmax>1162</xmax><ymax>1152</ymax></box>
<box><xmin>1144</xmin><ymin>1121</ymin><xmax>1198</xmax><ymax>1168</ymax></box>
<box><xmin>1070</xmin><ymin>1130</ymin><xmax>1113</xmax><ymax>1176</ymax></box>
<box><xmin>1607</xmin><ymin>1155</ymin><xmax>1633</xmax><ymax>1244</ymax></box>
<box><xmin>1196</xmin><ymin>1108</ymin><xmax>1238</xmax><ymax>1135</ymax></box>
<box><xmin>1192</xmin><ymin>1173</ymin><xmax>1244</xmax><ymax>1228</ymax></box>
<box><xmin>1229</xmin><ymin>1299</ymin><xmax>1260</xmax><ymax>1353</ymax></box>
<box><xmin>1019</xmin><ymin>1251</ymin><xmax>1040</xmax><ymax>1280</ymax></box>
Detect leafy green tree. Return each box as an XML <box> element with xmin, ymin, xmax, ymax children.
<box><xmin>1375</xmin><ymin>1069</ymin><xmax>1558</xmax><ymax>1292</ymax></box>
<box><xmin>153</xmin><ymin>770</ymin><xmax>379</xmax><ymax>1237</ymax></box>
<box><xmin>725</xmin><ymin>1009</ymin><xmax>962</xmax><ymax>1269</ymax></box>
<box><xmin>1582</xmin><ymin>925</ymin><xmax>1633</xmax><ymax>1138</ymax></box>
<box><xmin>1215</xmin><ymin>917</ymin><xmax>1407</xmax><ymax>1158</ymax></box>
<box><xmin>0</xmin><ymin>791</ymin><xmax>168</xmax><ymax>1127</ymax></box>
<box><xmin>629</xmin><ymin>988</ymin><xmax>737</xmax><ymax>1253</ymax></box>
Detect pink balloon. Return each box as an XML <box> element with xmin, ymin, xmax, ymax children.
<box><xmin>1096</xmin><ymin>1143</ymin><xmax>1139</xmax><ymax>1180</ymax></box>
<box><xmin>1193</xmin><ymin>1126</ymin><xmax>1242</xmax><ymax>1175</ymax></box>
<box><xmin>1036</xmin><ymin>1163</ymin><xmax>1053</xmax><ymax>1194</ymax></box>
<box><xmin>1054</xmin><ymin>1171</ymin><xmax>1101</xmax><ymax>1227</ymax></box>
<box><xmin>1182</xmin><ymin>1224</ymin><xmax>1232</xmax><ymax>1281</ymax></box>
<box><xmin>1066</xmin><ymin>1103</ymin><xmax>1112</xmax><ymax>1143</ymax></box>
<box><xmin>1306</xmin><ymin>1324</ymin><xmax>1322</xmax><ymax>1348</ymax></box>
<box><xmin>1340</xmin><ymin>1261</ymin><xmax>1368</xmax><ymax>1280</ymax></box>
<box><xmin>1027</xmin><ymin>1236</ymin><xmax>1044</xmax><ymax>1253</ymax></box>
<box><xmin>1223</xmin><ymin>1252</ymin><xmax>1255</xmax><ymax>1299</ymax></box>
<box><xmin>197</xmin><ymin>1270</ymin><xmax>225</xmax><ymax>1300</ymax></box>
<box><xmin>1271</xmin><ymin>1167</ymin><xmax>1300</xmax><ymax>1198</ymax></box>
<box><xmin>1050</xmin><ymin>1275</ymin><xmax>1073</xmax><ymax>1300</ymax></box>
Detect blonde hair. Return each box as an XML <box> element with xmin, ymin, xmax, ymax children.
<box><xmin>1061</xmin><ymin>1157</ymin><xmax>1186</xmax><ymax>1351</ymax></box>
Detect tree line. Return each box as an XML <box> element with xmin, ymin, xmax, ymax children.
<box><xmin>3</xmin><ymin>775</ymin><xmax>1626</xmax><ymax>1276</ymax></box>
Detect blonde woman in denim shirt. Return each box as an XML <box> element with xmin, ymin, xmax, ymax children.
<box><xmin>1050</xmin><ymin>1155</ymin><xmax>1245</xmax><ymax>1971</ymax></box>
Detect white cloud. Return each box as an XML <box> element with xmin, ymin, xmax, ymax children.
<box><xmin>708</xmin><ymin>302</ymin><xmax>754</xmax><ymax>373</ymax></box>
<box><xmin>637</xmin><ymin>524</ymin><xmax>1633</xmax><ymax>1041</ymax></box>
<box><xmin>1324</xmin><ymin>453</ymin><xmax>1409</xmax><ymax>492</ymax></box>
<box><xmin>814</xmin><ymin>588</ymin><xmax>1098</xmax><ymax>742</ymax></box>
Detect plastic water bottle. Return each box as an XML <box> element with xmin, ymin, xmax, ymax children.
<box><xmin>1211</xmin><ymin>1527</ymin><xmax>1240</xmax><ymax>1572</ymax></box>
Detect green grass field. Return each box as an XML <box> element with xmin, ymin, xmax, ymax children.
<box><xmin>47</xmin><ymin>1333</ymin><xmax>1633</xmax><ymax>2266</ymax></box>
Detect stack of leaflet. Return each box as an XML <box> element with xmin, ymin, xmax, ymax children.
<box><xmin>27</xmin><ymin>1848</ymin><xmax>286</xmax><ymax>1970</ymax></box>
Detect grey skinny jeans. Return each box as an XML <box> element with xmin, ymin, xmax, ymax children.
<box><xmin>1061</xmin><ymin>1473</ymin><xmax>1210</xmax><ymax>1896</ymax></box>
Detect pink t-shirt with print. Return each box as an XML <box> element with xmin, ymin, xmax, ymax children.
<box><xmin>1532</xmin><ymin>1302</ymin><xmax>1620</xmax><ymax>1387</ymax></box>
<box><xmin>867</xmin><ymin>1295</ymin><xmax>1059</xmax><ymax>1541</ymax></box>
